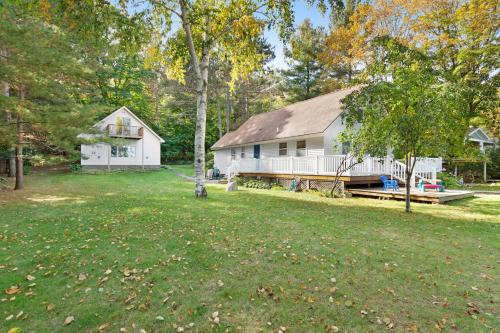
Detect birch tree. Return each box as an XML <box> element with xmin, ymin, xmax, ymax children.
<box><xmin>145</xmin><ymin>0</ymin><xmax>294</xmax><ymax>197</ymax></box>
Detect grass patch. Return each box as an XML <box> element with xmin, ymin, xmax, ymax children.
<box><xmin>0</xmin><ymin>170</ymin><xmax>499</xmax><ymax>332</ymax></box>
<box><xmin>167</xmin><ymin>164</ymin><xmax>195</xmax><ymax>177</ymax></box>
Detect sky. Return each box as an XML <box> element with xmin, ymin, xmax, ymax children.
<box><xmin>122</xmin><ymin>0</ymin><xmax>330</xmax><ymax>70</ymax></box>
<box><xmin>265</xmin><ymin>1</ymin><xmax>330</xmax><ymax>69</ymax></box>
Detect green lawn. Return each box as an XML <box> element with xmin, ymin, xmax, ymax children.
<box><xmin>447</xmin><ymin>183</ymin><xmax>500</xmax><ymax>192</ymax></box>
<box><xmin>167</xmin><ymin>164</ymin><xmax>196</xmax><ymax>177</ymax></box>
<box><xmin>0</xmin><ymin>170</ymin><xmax>499</xmax><ymax>332</ymax></box>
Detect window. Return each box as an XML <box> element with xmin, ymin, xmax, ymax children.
<box><xmin>296</xmin><ymin>140</ymin><xmax>306</xmax><ymax>157</ymax></box>
<box><xmin>341</xmin><ymin>141</ymin><xmax>351</xmax><ymax>155</ymax></box>
<box><xmin>279</xmin><ymin>142</ymin><xmax>287</xmax><ymax>156</ymax></box>
<box><xmin>231</xmin><ymin>148</ymin><xmax>236</xmax><ymax>160</ymax></box>
<box><xmin>241</xmin><ymin>147</ymin><xmax>246</xmax><ymax>158</ymax></box>
<box><xmin>111</xmin><ymin>145</ymin><xmax>136</xmax><ymax>157</ymax></box>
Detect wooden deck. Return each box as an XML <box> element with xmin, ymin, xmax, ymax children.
<box><xmin>346</xmin><ymin>187</ymin><xmax>474</xmax><ymax>204</ymax></box>
<box><xmin>238</xmin><ymin>172</ymin><xmax>382</xmax><ymax>185</ymax></box>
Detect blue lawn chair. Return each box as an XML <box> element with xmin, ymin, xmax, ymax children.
<box><xmin>380</xmin><ymin>175</ymin><xmax>399</xmax><ymax>191</ymax></box>
<box><xmin>212</xmin><ymin>168</ymin><xmax>221</xmax><ymax>180</ymax></box>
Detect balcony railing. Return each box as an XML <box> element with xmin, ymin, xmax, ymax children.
<box><xmin>106</xmin><ymin>124</ymin><xmax>143</xmax><ymax>138</ymax></box>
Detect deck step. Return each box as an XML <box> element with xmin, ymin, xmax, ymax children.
<box><xmin>218</xmin><ymin>179</ymin><xmax>228</xmax><ymax>184</ymax></box>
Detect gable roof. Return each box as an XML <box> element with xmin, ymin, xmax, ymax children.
<box><xmin>97</xmin><ymin>106</ymin><xmax>165</xmax><ymax>143</ymax></box>
<box><xmin>211</xmin><ymin>86</ymin><xmax>360</xmax><ymax>149</ymax></box>
<box><xmin>468</xmin><ymin>127</ymin><xmax>494</xmax><ymax>143</ymax></box>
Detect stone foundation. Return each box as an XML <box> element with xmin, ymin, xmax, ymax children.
<box><xmin>82</xmin><ymin>165</ymin><xmax>162</xmax><ymax>171</ymax></box>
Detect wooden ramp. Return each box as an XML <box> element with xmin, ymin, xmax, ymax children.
<box><xmin>346</xmin><ymin>187</ymin><xmax>474</xmax><ymax>204</ymax></box>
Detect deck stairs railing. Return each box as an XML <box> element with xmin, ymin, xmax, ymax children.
<box><xmin>389</xmin><ymin>160</ymin><xmax>439</xmax><ymax>187</ymax></box>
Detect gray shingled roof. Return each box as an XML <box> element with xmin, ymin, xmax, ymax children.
<box><xmin>211</xmin><ymin>86</ymin><xmax>359</xmax><ymax>149</ymax></box>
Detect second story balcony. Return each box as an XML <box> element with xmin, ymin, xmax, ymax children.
<box><xmin>106</xmin><ymin>124</ymin><xmax>143</xmax><ymax>139</ymax></box>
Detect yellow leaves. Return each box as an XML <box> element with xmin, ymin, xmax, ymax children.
<box><xmin>232</xmin><ymin>15</ymin><xmax>264</xmax><ymax>39</ymax></box>
<box><xmin>321</xmin><ymin>4</ymin><xmax>373</xmax><ymax>73</ymax></box>
<box><xmin>39</xmin><ymin>0</ymin><xmax>52</xmax><ymax>23</ymax></box>
<box><xmin>165</xmin><ymin>58</ymin><xmax>187</xmax><ymax>85</ymax></box>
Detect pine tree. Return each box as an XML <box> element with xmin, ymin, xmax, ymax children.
<box><xmin>282</xmin><ymin>19</ymin><xmax>325</xmax><ymax>102</ymax></box>
<box><xmin>0</xmin><ymin>3</ymin><xmax>98</xmax><ymax>189</ymax></box>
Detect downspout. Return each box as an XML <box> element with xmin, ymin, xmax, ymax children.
<box><xmin>142</xmin><ymin>138</ymin><xmax>145</xmax><ymax>170</ymax></box>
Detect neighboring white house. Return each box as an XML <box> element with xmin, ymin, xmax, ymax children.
<box><xmin>467</xmin><ymin>127</ymin><xmax>495</xmax><ymax>152</ymax></box>
<box><xmin>211</xmin><ymin>86</ymin><xmax>442</xmax><ymax>187</ymax></box>
<box><xmin>80</xmin><ymin>106</ymin><xmax>164</xmax><ymax>170</ymax></box>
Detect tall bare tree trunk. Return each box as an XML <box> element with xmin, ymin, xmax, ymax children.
<box><xmin>193</xmin><ymin>55</ymin><xmax>209</xmax><ymax>197</ymax></box>
<box><xmin>1</xmin><ymin>78</ymin><xmax>15</xmax><ymax>178</ymax></box>
<box><xmin>243</xmin><ymin>88</ymin><xmax>249</xmax><ymax>120</ymax></box>
<box><xmin>216</xmin><ymin>93</ymin><xmax>223</xmax><ymax>139</ymax></box>
<box><xmin>179</xmin><ymin>0</ymin><xmax>208</xmax><ymax>197</ymax></box>
<box><xmin>14</xmin><ymin>88</ymin><xmax>25</xmax><ymax>190</ymax></box>
<box><xmin>15</xmin><ymin>113</ymin><xmax>24</xmax><ymax>190</ymax></box>
<box><xmin>154</xmin><ymin>71</ymin><xmax>160</xmax><ymax>126</ymax></box>
<box><xmin>8</xmin><ymin>153</ymin><xmax>15</xmax><ymax>177</ymax></box>
<box><xmin>225</xmin><ymin>86</ymin><xmax>231</xmax><ymax>133</ymax></box>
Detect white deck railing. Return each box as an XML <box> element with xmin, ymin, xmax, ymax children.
<box><xmin>228</xmin><ymin>155</ymin><xmax>395</xmax><ymax>176</ymax></box>
<box><xmin>223</xmin><ymin>155</ymin><xmax>440</xmax><ymax>188</ymax></box>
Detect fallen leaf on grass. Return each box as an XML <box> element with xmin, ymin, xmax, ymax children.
<box><xmin>5</xmin><ymin>286</ymin><xmax>20</xmax><ymax>295</ymax></box>
<box><xmin>26</xmin><ymin>274</ymin><xmax>36</xmax><ymax>281</ymax></box>
<box><xmin>98</xmin><ymin>323</ymin><xmax>110</xmax><ymax>331</ymax></box>
<box><xmin>467</xmin><ymin>302</ymin><xmax>480</xmax><ymax>315</ymax></box>
<box><xmin>64</xmin><ymin>316</ymin><xmax>75</xmax><ymax>326</ymax></box>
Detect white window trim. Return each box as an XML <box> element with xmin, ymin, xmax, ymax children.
<box><xmin>279</xmin><ymin>142</ymin><xmax>287</xmax><ymax>156</ymax></box>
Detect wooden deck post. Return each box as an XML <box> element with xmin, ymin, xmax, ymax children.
<box><xmin>290</xmin><ymin>156</ymin><xmax>293</xmax><ymax>175</ymax></box>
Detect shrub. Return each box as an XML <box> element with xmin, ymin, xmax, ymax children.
<box><xmin>206</xmin><ymin>151</ymin><xmax>214</xmax><ymax>170</ymax></box>
<box><xmin>270</xmin><ymin>183</ymin><xmax>285</xmax><ymax>191</ymax></box>
<box><xmin>69</xmin><ymin>162</ymin><xmax>82</xmax><ymax>173</ymax></box>
<box><xmin>438</xmin><ymin>172</ymin><xmax>462</xmax><ymax>188</ymax></box>
<box><xmin>243</xmin><ymin>178</ymin><xmax>271</xmax><ymax>189</ymax></box>
<box><xmin>487</xmin><ymin>146</ymin><xmax>500</xmax><ymax>179</ymax></box>
<box><xmin>23</xmin><ymin>162</ymin><xmax>32</xmax><ymax>175</ymax></box>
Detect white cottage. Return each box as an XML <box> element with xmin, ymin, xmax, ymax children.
<box><xmin>467</xmin><ymin>127</ymin><xmax>495</xmax><ymax>152</ymax></box>
<box><xmin>211</xmin><ymin>86</ymin><xmax>442</xmax><ymax>187</ymax></box>
<box><xmin>80</xmin><ymin>106</ymin><xmax>164</xmax><ymax>170</ymax></box>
